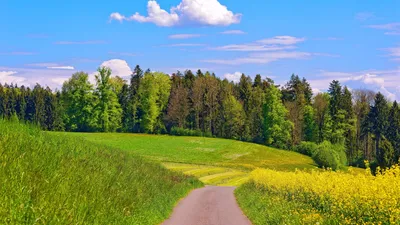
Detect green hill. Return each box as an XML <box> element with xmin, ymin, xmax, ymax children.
<box><xmin>0</xmin><ymin>120</ymin><xmax>202</xmax><ymax>225</ymax></box>
<box><xmin>62</xmin><ymin>132</ymin><xmax>317</xmax><ymax>186</ymax></box>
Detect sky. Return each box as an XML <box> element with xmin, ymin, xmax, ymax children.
<box><xmin>1</xmin><ymin>0</ymin><xmax>400</xmax><ymax>100</ymax></box>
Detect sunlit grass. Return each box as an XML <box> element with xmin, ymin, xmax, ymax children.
<box><xmin>0</xmin><ymin>121</ymin><xmax>202</xmax><ymax>224</ymax></box>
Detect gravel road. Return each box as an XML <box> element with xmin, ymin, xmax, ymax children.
<box><xmin>162</xmin><ymin>186</ymin><xmax>252</xmax><ymax>225</ymax></box>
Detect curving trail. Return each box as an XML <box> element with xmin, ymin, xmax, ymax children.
<box><xmin>162</xmin><ymin>186</ymin><xmax>252</xmax><ymax>225</ymax></box>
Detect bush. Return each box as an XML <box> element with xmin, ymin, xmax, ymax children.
<box><xmin>294</xmin><ymin>142</ymin><xmax>318</xmax><ymax>156</ymax></box>
<box><xmin>295</xmin><ymin>141</ymin><xmax>347</xmax><ymax>170</ymax></box>
<box><xmin>312</xmin><ymin>141</ymin><xmax>347</xmax><ymax>170</ymax></box>
<box><xmin>170</xmin><ymin>127</ymin><xmax>213</xmax><ymax>137</ymax></box>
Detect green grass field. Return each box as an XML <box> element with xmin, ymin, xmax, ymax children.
<box><xmin>0</xmin><ymin>121</ymin><xmax>202</xmax><ymax>225</ymax></box>
<box><xmin>61</xmin><ymin>132</ymin><xmax>317</xmax><ymax>186</ymax></box>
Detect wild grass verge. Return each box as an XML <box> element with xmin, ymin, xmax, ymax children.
<box><xmin>0</xmin><ymin>120</ymin><xmax>202</xmax><ymax>224</ymax></box>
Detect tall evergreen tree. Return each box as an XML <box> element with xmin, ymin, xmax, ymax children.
<box><xmin>387</xmin><ymin>101</ymin><xmax>400</xmax><ymax>162</ymax></box>
<box><xmin>369</xmin><ymin>92</ymin><xmax>390</xmax><ymax>167</ymax></box>
<box><xmin>128</xmin><ymin>65</ymin><xmax>144</xmax><ymax>132</ymax></box>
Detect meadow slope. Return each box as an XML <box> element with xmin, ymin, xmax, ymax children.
<box><xmin>62</xmin><ymin>133</ymin><xmax>317</xmax><ymax>186</ymax></box>
<box><xmin>0</xmin><ymin>121</ymin><xmax>202</xmax><ymax>225</ymax></box>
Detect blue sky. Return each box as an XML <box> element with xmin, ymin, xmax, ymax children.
<box><xmin>1</xmin><ymin>0</ymin><xmax>400</xmax><ymax>99</ymax></box>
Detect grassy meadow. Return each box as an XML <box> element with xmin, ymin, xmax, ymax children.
<box><xmin>0</xmin><ymin>120</ymin><xmax>202</xmax><ymax>224</ymax></box>
<box><xmin>61</xmin><ymin>132</ymin><xmax>317</xmax><ymax>186</ymax></box>
<box><xmin>236</xmin><ymin>167</ymin><xmax>400</xmax><ymax>225</ymax></box>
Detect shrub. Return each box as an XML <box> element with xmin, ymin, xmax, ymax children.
<box><xmin>312</xmin><ymin>141</ymin><xmax>347</xmax><ymax>170</ymax></box>
<box><xmin>170</xmin><ymin>127</ymin><xmax>213</xmax><ymax>137</ymax></box>
<box><xmin>294</xmin><ymin>142</ymin><xmax>318</xmax><ymax>156</ymax></box>
<box><xmin>295</xmin><ymin>141</ymin><xmax>347</xmax><ymax>170</ymax></box>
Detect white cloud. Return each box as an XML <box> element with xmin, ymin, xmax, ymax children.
<box><xmin>312</xmin><ymin>88</ymin><xmax>322</xmax><ymax>95</ymax></box>
<box><xmin>224</xmin><ymin>72</ymin><xmax>242</xmax><ymax>83</ymax></box>
<box><xmin>0</xmin><ymin>71</ymin><xmax>26</xmax><ymax>85</ymax></box>
<box><xmin>26</xmin><ymin>63</ymin><xmax>75</xmax><ymax>70</ymax></box>
<box><xmin>355</xmin><ymin>12</ymin><xmax>375</xmax><ymax>21</ymax></box>
<box><xmin>210</xmin><ymin>36</ymin><xmax>304</xmax><ymax>52</ymax></box>
<box><xmin>211</xmin><ymin>44</ymin><xmax>296</xmax><ymax>52</ymax></box>
<box><xmin>47</xmin><ymin>66</ymin><xmax>75</xmax><ymax>70</ymax></box>
<box><xmin>109</xmin><ymin>0</ymin><xmax>241</xmax><ymax>27</ymax></box>
<box><xmin>161</xmin><ymin>43</ymin><xmax>205</xmax><ymax>47</ymax></box>
<box><xmin>0</xmin><ymin>67</ymin><xmax>73</xmax><ymax>88</ymax></box>
<box><xmin>308</xmin><ymin>69</ymin><xmax>400</xmax><ymax>101</ymax></box>
<box><xmin>368</xmin><ymin>23</ymin><xmax>400</xmax><ymax>35</ymax></box>
<box><xmin>204</xmin><ymin>51</ymin><xmax>312</xmax><ymax>65</ymax></box>
<box><xmin>257</xmin><ymin>36</ymin><xmax>306</xmax><ymax>45</ymax></box>
<box><xmin>385</xmin><ymin>46</ymin><xmax>400</xmax><ymax>61</ymax></box>
<box><xmin>54</xmin><ymin>40</ymin><xmax>106</xmax><ymax>45</ymax></box>
<box><xmin>168</xmin><ymin>34</ymin><xmax>202</xmax><ymax>39</ymax></box>
<box><xmin>99</xmin><ymin>59</ymin><xmax>133</xmax><ymax>78</ymax></box>
<box><xmin>51</xmin><ymin>77</ymin><xmax>69</xmax><ymax>86</ymax></box>
<box><xmin>351</xmin><ymin>74</ymin><xmax>384</xmax><ymax>87</ymax></box>
<box><xmin>220</xmin><ymin>30</ymin><xmax>246</xmax><ymax>35</ymax></box>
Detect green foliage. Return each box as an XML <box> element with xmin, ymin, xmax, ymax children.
<box><xmin>294</xmin><ymin>141</ymin><xmax>347</xmax><ymax>170</ymax></box>
<box><xmin>139</xmin><ymin>72</ymin><xmax>171</xmax><ymax>133</ymax></box>
<box><xmin>263</xmin><ymin>84</ymin><xmax>293</xmax><ymax>149</ymax></box>
<box><xmin>94</xmin><ymin>67</ymin><xmax>122</xmax><ymax>132</ymax></box>
<box><xmin>377</xmin><ymin>137</ymin><xmax>395</xmax><ymax>168</ymax></box>
<box><xmin>170</xmin><ymin>127</ymin><xmax>212</xmax><ymax>137</ymax></box>
<box><xmin>303</xmin><ymin>105</ymin><xmax>317</xmax><ymax>142</ymax></box>
<box><xmin>387</xmin><ymin>101</ymin><xmax>400</xmax><ymax>162</ymax></box>
<box><xmin>294</xmin><ymin>141</ymin><xmax>318</xmax><ymax>156</ymax></box>
<box><xmin>313</xmin><ymin>141</ymin><xmax>347</xmax><ymax>170</ymax></box>
<box><xmin>0</xmin><ymin>120</ymin><xmax>202</xmax><ymax>224</ymax></box>
<box><xmin>61</xmin><ymin>72</ymin><xmax>96</xmax><ymax>132</ymax></box>
<box><xmin>222</xmin><ymin>95</ymin><xmax>245</xmax><ymax>140</ymax></box>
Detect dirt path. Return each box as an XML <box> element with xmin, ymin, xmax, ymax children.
<box><xmin>162</xmin><ymin>186</ymin><xmax>252</xmax><ymax>225</ymax></box>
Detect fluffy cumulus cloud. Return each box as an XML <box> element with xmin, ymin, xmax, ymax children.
<box><xmin>308</xmin><ymin>69</ymin><xmax>400</xmax><ymax>101</ymax></box>
<box><xmin>110</xmin><ymin>0</ymin><xmax>241</xmax><ymax>27</ymax></box>
<box><xmin>1</xmin><ymin>59</ymin><xmax>134</xmax><ymax>89</ymax></box>
<box><xmin>224</xmin><ymin>72</ymin><xmax>242</xmax><ymax>83</ymax></box>
<box><xmin>98</xmin><ymin>59</ymin><xmax>133</xmax><ymax>78</ymax></box>
<box><xmin>0</xmin><ymin>71</ymin><xmax>26</xmax><ymax>85</ymax></box>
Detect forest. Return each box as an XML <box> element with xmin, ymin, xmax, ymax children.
<box><xmin>0</xmin><ymin>66</ymin><xmax>399</xmax><ymax>169</ymax></box>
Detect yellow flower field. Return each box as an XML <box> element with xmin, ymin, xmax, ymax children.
<box><xmin>249</xmin><ymin>164</ymin><xmax>400</xmax><ymax>224</ymax></box>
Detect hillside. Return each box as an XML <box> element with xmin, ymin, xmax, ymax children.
<box><xmin>62</xmin><ymin>133</ymin><xmax>317</xmax><ymax>186</ymax></box>
<box><xmin>0</xmin><ymin>121</ymin><xmax>202</xmax><ymax>224</ymax></box>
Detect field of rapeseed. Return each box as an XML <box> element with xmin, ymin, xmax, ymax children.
<box><xmin>236</xmin><ymin>164</ymin><xmax>400</xmax><ymax>225</ymax></box>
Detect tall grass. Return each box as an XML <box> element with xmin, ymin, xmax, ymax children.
<box><xmin>0</xmin><ymin>120</ymin><xmax>202</xmax><ymax>224</ymax></box>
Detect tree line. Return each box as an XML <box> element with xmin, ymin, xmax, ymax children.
<box><xmin>0</xmin><ymin>66</ymin><xmax>399</xmax><ymax>168</ymax></box>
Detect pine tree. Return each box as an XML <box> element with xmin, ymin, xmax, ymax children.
<box><xmin>128</xmin><ymin>65</ymin><xmax>143</xmax><ymax>132</ymax></box>
<box><xmin>387</xmin><ymin>101</ymin><xmax>400</xmax><ymax>162</ymax></box>
<box><xmin>369</xmin><ymin>92</ymin><xmax>390</xmax><ymax>167</ymax></box>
